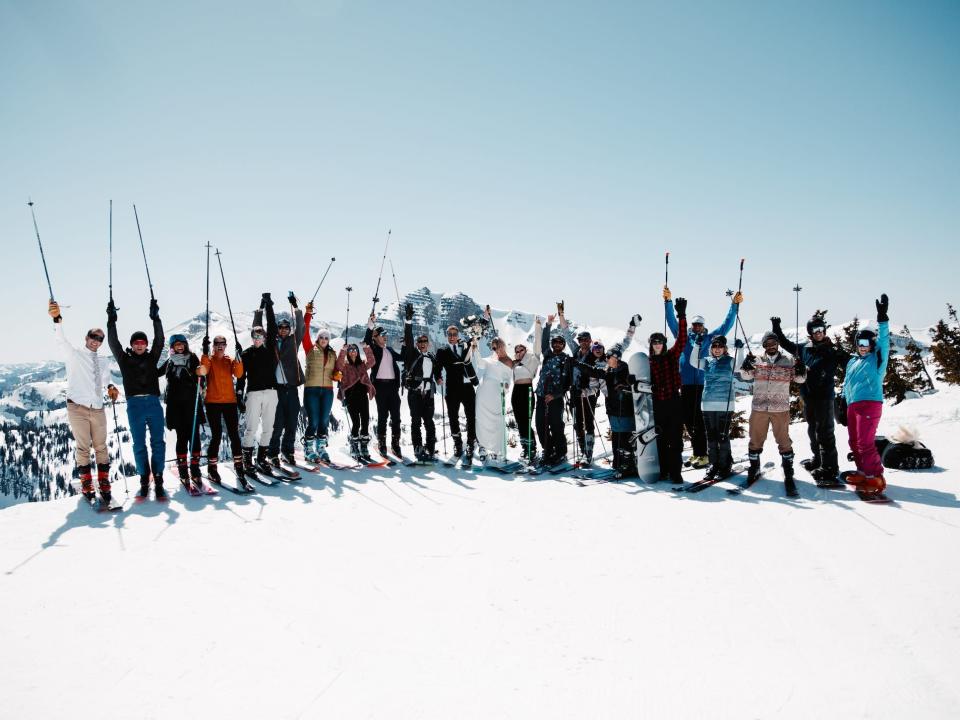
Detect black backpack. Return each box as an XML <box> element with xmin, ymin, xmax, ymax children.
<box><xmin>875</xmin><ymin>436</ymin><xmax>935</xmax><ymax>470</ymax></box>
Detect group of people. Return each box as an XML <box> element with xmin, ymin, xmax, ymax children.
<box><xmin>48</xmin><ymin>282</ymin><xmax>892</xmax><ymax>503</ymax></box>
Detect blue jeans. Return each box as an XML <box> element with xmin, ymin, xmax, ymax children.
<box><xmin>127</xmin><ymin>395</ymin><xmax>166</xmax><ymax>477</ymax></box>
<box><xmin>304</xmin><ymin>386</ymin><xmax>334</xmax><ymax>439</ymax></box>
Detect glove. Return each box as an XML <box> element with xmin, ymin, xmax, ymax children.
<box><xmin>741</xmin><ymin>353</ymin><xmax>756</xmax><ymax>372</ymax></box>
<box><xmin>876</xmin><ymin>293</ymin><xmax>889</xmax><ymax>322</ymax></box>
<box><xmin>662</xmin><ymin>285</ymin><xmax>671</xmax><ymax>301</ymax></box>
<box><xmin>732</xmin><ymin>291</ymin><xmax>744</xmax><ymax>304</ymax></box>
<box><xmin>771</xmin><ymin>316</ymin><xmax>781</xmax><ymax>332</ymax></box>
<box><xmin>288</xmin><ymin>292</ymin><xmax>298</xmax><ymax>308</ymax></box>
<box><xmin>106</xmin><ymin>299</ymin><xmax>118</xmax><ymax>323</ymax></box>
<box><xmin>629</xmin><ymin>314</ymin><xmax>641</xmax><ymax>328</ymax></box>
<box><xmin>106</xmin><ymin>385</ymin><xmax>119</xmax><ymax>402</ymax></box>
<box><xmin>235</xmin><ymin>342</ymin><xmax>244</xmax><ymax>357</ymax></box>
<box><xmin>48</xmin><ymin>300</ymin><xmax>61</xmax><ymax>323</ymax></box>
<box><xmin>202</xmin><ymin>335</ymin><xmax>210</xmax><ymax>356</ymax></box>
<box><xmin>305</xmin><ymin>301</ymin><xmax>314</xmax><ymax>315</ymax></box>
<box><xmin>149</xmin><ymin>298</ymin><xmax>160</xmax><ymax>321</ymax></box>
<box><xmin>794</xmin><ymin>358</ymin><xmax>807</xmax><ymax>377</ymax></box>
<box><xmin>734</xmin><ymin>339</ymin><xmax>744</xmax><ymax>349</ymax></box>
<box><xmin>674</xmin><ymin>297</ymin><xmax>687</xmax><ymax>316</ymax></box>
<box><xmin>367</xmin><ymin>313</ymin><xmax>375</xmax><ymax>330</ymax></box>
<box><xmin>261</xmin><ymin>292</ymin><xmax>273</xmax><ymax>307</ymax></box>
<box><xmin>405</xmin><ymin>302</ymin><xmax>414</xmax><ymax>321</ymax></box>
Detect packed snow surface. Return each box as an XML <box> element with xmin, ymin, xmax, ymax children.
<box><xmin>2</xmin><ymin>389</ymin><xmax>960</xmax><ymax>719</ymax></box>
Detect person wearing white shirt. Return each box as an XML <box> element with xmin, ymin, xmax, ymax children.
<box><xmin>48</xmin><ymin>301</ymin><xmax>118</xmax><ymax>500</ymax></box>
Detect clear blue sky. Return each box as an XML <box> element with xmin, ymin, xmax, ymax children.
<box><xmin>2</xmin><ymin>0</ymin><xmax>958</xmax><ymax>362</ymax></box>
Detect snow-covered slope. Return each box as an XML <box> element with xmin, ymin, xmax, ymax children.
<box><xmin>1</xmin><ymin>386</ymin><xmax>959</xmax><ymax>719</ymax></box>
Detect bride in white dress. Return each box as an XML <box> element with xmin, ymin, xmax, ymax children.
<box><xmin>471</xmin><ymin>335</ymin><xmax>514</xmax><ymax>464</ymax></box>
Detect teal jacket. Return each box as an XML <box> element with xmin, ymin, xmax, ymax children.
<box><xmin>666</xmin><ymin>300</ymin><xmax>737</xmax><ymax>386</ymax></box>
<box><xmin>843</xmin><ymin>321</ymin><xmax>889</xmax><ymax>404</ymax></box>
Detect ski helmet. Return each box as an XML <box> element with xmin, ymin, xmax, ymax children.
<box><xmin>591</xmin><ymin>341</ymin><xmax>605</xmax><ymax>353</ymax></box>
<box><xmin>277</xmin><ymin>318</ymin><xmax>292</xmax><ymax>329</ymax></box>
<box><xmin>806</xmin><ymin>316</ymin><xmax>828</xmax><ymax>336</ymax></box>
<box><xmin>372</xmin><ymin>326</ymin><xmax>386</xmax><ymax>337</ymax></box>
<box><xmin>606</xmin><ymin>344</ymin><xmax>623</xmax><ymax>359</ymax></box>
<box><xmin>169</xmin><ymin>333</ymin><xmax>188</xmax><ymax>349</ymax></box>
<box><xmin>710</xmin><ymin>335</ymin><xmax>728</xmax><ymax>348</ymax></box>
<box><xmin>648</xmin><ymin>332</ymin><xmax>667</xmax><ymax>345</ymax></box>
<box><xmin>130</xmin><ymin>331</ymin><xmax>148</xmax><ymax>345</ymax></box>
<box><xmin>576</xmin><ymin>330</ymin><xmax>592</xmax><ymax>342</ymax></box>
<box><xmin>691</xmin><ymin>315</ymin><xmax>706</xmax><ymax>326</ymax></box>
<box><xmin>856</xmin><ymin>329</ymin><xmax>877</xmax><ymax>350</ymax></box>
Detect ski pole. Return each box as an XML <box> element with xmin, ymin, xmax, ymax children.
<box><xmin>204</xmin><ymin>242</ymin><xmax>211</xmax><ymax>338</ymax></box>
<box><xmin>390</xmin><ymin>258</ymin><xmax>402</xmax><ymax>305</ymax></box>
<box><xmin>369</xmin><ymin>229</ymin><xmax>391</xmax><ymax>316</ymax></box>
<box><xmin>720</xmin><ymin>259</ymin><xmax>745</xmax><ymax>441</ymax></box>
<box><xmin>132</xmin><ymin>204</ymin><xmax>155</xmax><ymax>300</ymax></box>
<box><xmin>28</xmin><ymin>199</ymin><xmax>56</xmax><ymax>302</ymax></box>
<box><xmin>440</xmin><ymin>381</ymin><xmax>447</xmax><ymax>455</ymax></box>
<box><xmin>310</xmin><ymin>257</ymin><xmax>336</xmax><ymax>304</ymax></box>
<box><xmin>664</xmin><ymin>251</ymin><xmax>669</xmax><ymax>335</ymax></box>
<box><xmin>214</xmin><ymin>249</ymin><xmax>240</xmax><ymax>348</ymax></box>
<box><xmin>108</xmin><ymin>199</ymin><xmax>114</xmax><ymax>306</ymax></box>
<box><xmin>793</xmin><ymin>283</ymin><xmax>802</xmax><ymax>344</ymax></box>
<box><xmin>110</xmin><ymin>400</ymin><xmax>130</xmax><ymax>498</ymax></box>
<box><xmin>344</xmin><ymin>286</ymin><xmax>353</xmax><ymax>344</ymax></box>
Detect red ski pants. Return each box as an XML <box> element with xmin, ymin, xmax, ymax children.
<box><xmin>847</xmin><ymin>400</ymin><xmax>883</xmax><ymax>477</ymax></box>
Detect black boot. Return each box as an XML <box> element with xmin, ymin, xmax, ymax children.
<box><xmin>235</xmin><ymin>456</ymin><xmax>253</xmax><ymax>490</ymax></box>
<box><xmin>782</xmin><ymin>452</ymin><xmax>799</xmax><ymax>497</ymax></box>
<box><xmin>359</xmin><ymin>435</ymin><xmax>374</xmax><ymax>463</ymax></box>
<box><xmin>256</xmin><ymin>447</ymin><xmax>274</xmax><ymax>475</ymax></box>
<box><xmin>78</xmin><ymin>464</ymin><xmax>95</xmax><ymax>499</ymax></box>
<box><xmin>462</xmin><ymin>444</ymin><xmax>474</xmax><ymax>467</ymax></box>
<box><xmin>242</xmin><ymin>447</ymin><xmax>256</xmax><ymax>474</ymax></box>
<box><xmin>190</xmin><ymin>452</ymin><xmax>202</xmax><ymax>482</ymax></box>
<box><xmin>176</xmin><ymin>454</ymin><xmax>190</xmax><ymax>482</ymax></box>
<box><xmin>377</xmin><ymin>433</ymin><xmax>388</xmax><ymax>459</ymax></box>
<box><xmin>391</xmin><ymin>434</ymin><xmax>402</xmax><ymax>458</ymax></box>
<box><xmin>452</xmin><ymin>434</ymin><xmax>463</xmax><ymax>458</ymax></box>
<box><xmin>745</xmin><ymin>453</ymin><xmax>762</xmax><ymax>488</ymax></box>
<box><xmin>137</xmin><ymin>474</ymin><xmax>150</xmax><ymax>499</ymax></box>
<box><xmin>154</xmin><ymin>474</ymin><xmax>167</xmax><ymax>500</ymax></box>
<box><xmin>207</xmin><ymin>458</ymin><xmax>222</xmax><ymax>484</ymax></box>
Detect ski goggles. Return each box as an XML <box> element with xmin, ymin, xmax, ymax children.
<box><xmin>87</xmin><ymin>332</ymin><xmax>105</xmax><ymax>342</ymax></box>
<box><xmin>858</xmin><ymin>338</ymin><xmax>872</xmax><ymax>347</ymax></box>
<box><xmin>213</xmin><ymin>340</ymin><xmax>227</xmax><ymax>347</ymax></box>
<box><xmin>416</xmin><ymin>336</ymin><xmax>429</xmax><ymax>344</ymax></box>
<box><xmin>251</xmin><ymin>332</ymin><xmax>265</xmax><ymax>341</ymax></box>
<box><xmin>650</xmin><ymin>339</ymin><xmax>665</xmax><ymax>346</ymax></box>
<box><xmin>131</xmin><ymin>339</ymin><xmax>148</xmax><ymax>347</ymax></box>
<box><xmin>591</xmin><ymin>343</ymin><xmax>605</xmax><ymax>352</ymax></box>
<box><xmin>810</xmin><ymin>325</ymin><xmax>826</xmax><ymax>334</ymax></box>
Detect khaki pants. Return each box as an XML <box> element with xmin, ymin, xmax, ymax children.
<box><xmin>748</xmin><ymin>410</ymin><xmax>792</xmax><ymax>454</ymax></box>
<box><xmin>67</xmin><ymin>401</ymin><xmax>108</xmax><ymax>466</ymax></box>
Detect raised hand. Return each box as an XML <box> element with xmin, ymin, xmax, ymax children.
<box><xmin>106</xmin><ymin>299</ymin><xmax>118</xmax><ymax>323</ymax></box>
<box><xmin>662</xmin><ymin>285</ymin><xmax>672</xmax><ymax>301</ymax></box>
<box><xmin>771</xmin><ymin>316</ymin><xmax>781</xmax><ymax>331</ymax></box>
<box><xmin>149</xmin><ymin>298</ymin><xmax>160</xmax><ymax>321</ymax></box>
<box><xmin>876</xmin><ymin>293</ymin><xmax>889</xmax><ymax>322</ymax></box>
<box><xmin>288</xmin><ymin>292</ymin><xmax>298</xmax><ymax>308</ymax></box>
<box><xmin>675</xmin><ymin>297</ymin><xmax>687</xmax><ymax>316</ymax></box>
<box><xmin>732</xmin><ymin>291</ymin><xmax>744</xmax><ymax>304</ymax></box>
<box><xmin>202</xmin><ymin>335</ymin><xmax>211</xmax><ymax>356</ymax></box>
<box><xmin>48</xmin><ymin>300</ymin><xmax>61</xmax><ymax>322</ymax></box>
<box><xmin>405</xmin><ymin>303</ymin><xmax>414</xmax><ymax>321</ymax></box>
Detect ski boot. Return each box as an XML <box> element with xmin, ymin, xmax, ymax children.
<box><xmin>359</xmin><ymin>435</ymin><xmax>375</xmax><ymax>464</ymax></box>
<box><xmin>256</xmin><ymin>447</ymin><xmax>275</xmax><ymax>476</ymax></box>
<box><xmin>176</xmin><ymin>454</ymin><xmax>190</xmax><ymax>483</ymax></box>
<box><xmin>452</xmin><ymin>434</ymin><xmax>464</xmax><ymax>458</ymax></box>
<box><xmin>281</xmin><ymin>450</ymin><xmax>296</xmax><ymax>466</ymax></box>
<box><xmin>391</xmin><ymin>434</ymin><xmax>402</xmax><ymax>459</ymax></box>
<box><xmin>348</xmin><ymin>436</ymin><xmax>362</xmax><ymax>462</ymax></box>
<box><xmin>377</xmin><ymin>433</ymin><xmax>388</xmax><ymax>459</ymax></box>
<box><xmin>690</xmin><ymin>455</ymin><xmax>710</xmax><ymax>470</ymax></box>
<box><xmin>207</xmin><ymin>458</ymin><xmax>222</xmax><ymax>484</ymax></box>
<box><xmin>242</xmin><ymin>447</ymin><xmax>257</xmax><ymax>476</ymax></box>
<box><xmin>781</xmin><ymin>452</ymin><xmax>799</xmax><ymax>497</ymax></box>
<box><xmin>97</xmin><ymin>465</ymin><xmax>112</xmax><ymax>504</ymax></box>
<box><xmin>745</xmin><ymin>452</ymin><xmax>762</xmax><ymax>488</ymax></box>
<box><xmin>304</xmin><ymin>437</ymin><xmax>320</xmax><ymax>464</ymax></box>
<box><xmin>704</xmin><ymin>465</ymin><xmax>721</xmax><ymax>482</ymax></box>
<box><xmin>813</xmin><ymin>465</ymin><xmax>841</xmax><ymax>487</ymax></box>
<box><xmin>462</xmin><ymin>446</ymin><xmax>474</xmax><ymax>468</ymax></box>
<box><xmin>316</xmin><ymin>436</ymin><xmax>332</xmax><ymax>464</ymax></box>
<box><xmin>800</xmin><ymin>455</ymin><xmax>821</xmax><ymax>473</ymax></box>
<box><xmin>414</xmin><ymin>445</ymin><xmax>425</xmax><ymax>462</ymax></box>
<box><xmin>78</xmin><ymin>464</ymin><xmax>95</xmax><ymax>500</ymax></box>
<box><xmin>190</xmin><ymin>452</ymin><xmax>203</xmax><ymax>482</ymax></box>
<box><xmin>137</xmin><ymin>474</ymin><xmax>151</xmax><ymax>499</ymax></box>
<box><xmin>153</xmin><ymin>474</ymin><xmax>167</xmax><ymax>500</ymax></box>
<box><xmin>235</xmin><ymin>456</ymin><xmax>253</xmax><ymax>490</ymax></box>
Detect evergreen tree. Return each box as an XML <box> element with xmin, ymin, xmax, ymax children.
<box><xmin>901</xmin><ymin>334</ymin><xmax>934</xmax><ymax>393</ymax></box>
<box><xmin>929</xmin><ymin>305</ymin><xmax>960</xmax><ymax>385</ymax></box>
<box><xmin>882</xmin><ymin>347</ymin><xmax>912</xmax><ymax>404</ymax></box>
<box><xmin>833</xmin><ymin>317</ymin><xmax>859</xmax><ymax>390</ymax></box>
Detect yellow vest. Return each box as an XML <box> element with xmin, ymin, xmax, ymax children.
<box><xmin>305</xmin><ymin>346</ymin><xmax>337</xmax><ymax>387</ymax></box>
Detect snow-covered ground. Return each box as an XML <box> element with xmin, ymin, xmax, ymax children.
<box><xmin>2</xmin><ymin>385</ymin><xmax>959</xmax><ymax>718</ymax></box>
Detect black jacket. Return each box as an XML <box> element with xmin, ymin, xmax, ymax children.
<box><xmin>364</xmin><ymin>327</ymin><xmax>403</xmax><ymax>383</ymax></box>
<box><xmin>435</xmin><ymin>340</ymin><xmax>479</xmax><ymax>393</ymax></box>
<box><xmin>241</xmin><ymin>303</ymin><xmax>279</xmax><ymax>392</ymax></box>
<box><xmin>775</xmin><ymin>329</ymin><xmax>850</xmax><ymax>399</ymax></box>
<box><xmin>401</xmin><ymin>321</ymin><xmax>441</xmax><ymax>391</ymax></box>
<box><xmin>160</xmin><ymin>350</ymin><xmax>205</xmax><ymax>427</ymax></box>
<box><xmin>108</xmin><ymin>316</ymin><xmax>164</xmax><ymax>397</ymax></box>
<box><xmin>578</xmin><ymin>360</ymin><xmax>634</xmax><ymax>417</ymax></box>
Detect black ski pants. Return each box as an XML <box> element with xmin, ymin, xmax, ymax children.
<box><xmin>407</xmin><ymin>389</ymin><xmax>436</xmax><ymax>451</ymax></box>
<box><xmin>445</xmin><ymin>384</ymin><xmax>477</xmax><ymax>447</ymax></box>
<box><xmin>373</xmin><ymin>379</ymin><xmax>402</xmax><ymax>440</ymax></box>
<box><xmin>535</xmin><ymin>394</ymin><xmax>567</xmax><ymax>460</ymax></box>
<box><xmin>804</xmin><ymin>392</ymin><xmax>838</xmax><ymax>470</ymax></box>
<box><xmin>269</xmin><ymin>385</ymin><xmax>301</xmax><ymax>457</ymax></box>
<box><xmin>653</xmin><ymin>396</ymin><xmax>684</xmax><ymax>482</ymax></box>
<box><xmin>511</xmin><ymin>384</ymin><xmax>536</xmax><ymax>450</ymax></box>
<box><xmin>206</xmin><ymin>403</ymin><xmax>241</xmax><ymax>460</ymax></box>
<box><xmin>681</xmin><ymin>384</ymin><xmax>707</xmax><ymax>456</ymax></box>
<box><xmin>703</xmin><ymin>410</ymin><xmax>734</xmax><ymax>472</ymax></box>
<box><xmin>344</xmin><ymin>385</ymin><xmax>370</xmax><ymax>438</ymax></box>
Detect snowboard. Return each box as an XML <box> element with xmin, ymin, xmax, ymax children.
<box><xmin>628</xmin><ymin>351</ymin><xmax>660</xmax><ymax>482</ymax></box>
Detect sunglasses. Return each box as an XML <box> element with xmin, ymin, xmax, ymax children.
<box><xmin>417</xmin><ymin>339</ymin><xmax>429</xmax><ymax>344</ymax></box>
<box><xmin>858</xmin><ymin>339</ymin><xmax>871</xmax><ymax>347</ymax></box>
<box><xmin>213</xmin><ymin>341</ymin><xmax>227</xmax><ymax>347</ymax></box>
<box><xmin>651</xmin><ymin>340</ymin><xmax>664</xmax><ymax>345</ymax></box>
<box><xmin>87</xmin><ymin>333</ymin><xmax>104</xmax><ymax>342</ymax></box>
<box><xmin>446</xmin><ymin>332</ymin><xmax>459</xmax><ymax>337</ymax></box>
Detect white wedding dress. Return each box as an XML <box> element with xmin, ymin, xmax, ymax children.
<box><xmin>474</xmin><ymin>354</ymin><xmax>513</xmax><ymax>461</ymax></box>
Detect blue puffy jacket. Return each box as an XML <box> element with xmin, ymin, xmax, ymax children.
<box><xmin>666</xmin><ymin>301</ymin><xmax>737</xmax><ymax>386</ymax></box>
<box><xmin>843</xmin><ymin>321</ymin><xmax>889</xmax><ymax>404</ymax></box>
<box><xmin>689</xmin><ymin>341</ymin><xmax>743</xmax><ymax>412</ymax></box>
